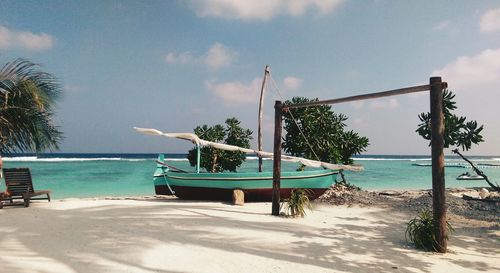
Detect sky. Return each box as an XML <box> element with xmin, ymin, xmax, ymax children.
<box><xmin>0</xmin><ymin>0</ymin><xmax>499</xmax><ymax>155</ymax></box>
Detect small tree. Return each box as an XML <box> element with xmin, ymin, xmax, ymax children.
<box><xmin>187</xmin><ymin>118</ymin><xmax>252</xmax><ymax>173</ymax></box>
<box><xmin>283</xmin><ymin>97</ymin><xmax>369</xmax><ymax>166</ymax></box>
<box><xmin>416</xmin><ymin>89</ymin><xmax>484</xmax><ymax>150</ymax></box>
<box><xmin>417</xmin><ymin>89</ymin><xmax>499</xmax><ymax>191</ymax></box>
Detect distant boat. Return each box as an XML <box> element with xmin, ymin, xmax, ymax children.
<box><xmin>412</xmin><ymin>163</ymin><xmax>432</xmax><ymax>167</ymax></box>
<box><xmin>456</xmin><ymin>172</ymin><xmax>485</xmax><ymax>181</ymax></box>
<box><xmin>413</xmin><ymin>162</ymin><xmax>500</xmax><ymax>168</ymax></box>
<box><xmin>412</xmin><ymin>163</ymin><xmax>468</xmax><ymax>168</ymax></box>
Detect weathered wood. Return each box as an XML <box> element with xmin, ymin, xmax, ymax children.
<box><xmin>232</xmin><ymin>189</ymin><xmax>245</xmax><ymax>206</ymax></box>
<box><xmin>272</xmin><ymin>100</ymin><xmax>283</xmax><ymax>216</ymax></box>
<box><xmin>452</xmin><ymin>149</ymin><xmax>499</xmax><ymax>191</ymax></box>
<box><xmin>271</xmin><ymin>76</ymin><xmax>451</xmax><ymax>248</ymax></box>
<box><xmin>430</xmin><ymin>77</ymin><xmax>447</xmax><ymax>253</ymax></box>
<box><xmin>286</xmin><ymin>84</ymin><xmax>433</xmax><ymax>109</ymax></box>
<box><xmin>258</xmin><ymin>65</ymin><xmax>270</xmax><ymax>172</ymax></box>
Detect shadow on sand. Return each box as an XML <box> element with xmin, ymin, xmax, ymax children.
<box><xmin>0</xmin><ymin>198</ymin><xmax>498</xmax><ymax>273</ymax></box>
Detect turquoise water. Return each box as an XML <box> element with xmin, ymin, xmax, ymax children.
<box><xmin>2</xmin><ymin>154</ymin><xmax>499</xmax><ymax>199</ymax></box>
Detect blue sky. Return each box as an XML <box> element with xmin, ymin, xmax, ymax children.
<box><xmin>1</xmin><ymin>0</ymin><xmax>499</xmax><ymax>155</ymax></box>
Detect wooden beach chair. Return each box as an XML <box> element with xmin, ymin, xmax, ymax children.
<box><xmin>1</xmin><ymin>168</ymin><xmax>51</xmax><ymax>207</ymax></box>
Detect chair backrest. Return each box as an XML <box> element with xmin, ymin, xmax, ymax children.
<box><xmin>3</xmin><ymin>168</ymin><xmax>33</xmax><ymax>196</ymax></box>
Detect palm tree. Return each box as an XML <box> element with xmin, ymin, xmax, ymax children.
<box><xmin>0</xmin><ymin>59</ymin><xmax>62</xmax><ymax>164</ymax></box>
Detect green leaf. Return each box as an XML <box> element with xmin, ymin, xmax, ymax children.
<box><xmin>0</xmin><ymin>59</ymin><xmax>62</xmax><ymax>154</ymax></box>
<box><xmin>416</xmin><ymin>89</ymin><xmax>484</xmax><ymax>151</ymax></box>
<box><xmin>283</xmin><ymin>97</ymin><xmax>369</xmax><ymax>166</ymax></box>
<box><xmin>187</xmin><ymin>117</ymin><xmax>253</xmax><ymax>173</ymax></box>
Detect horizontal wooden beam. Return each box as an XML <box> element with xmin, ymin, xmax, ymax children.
<box><xmin>285</xmin><ymin>83</ymin><xmax>447</xmax><ymax>109</ymax></box>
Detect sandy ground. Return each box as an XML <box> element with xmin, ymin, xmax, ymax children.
<box><xmin>0</xmin><ymin>197</ymin><xmax>498</xmax><ymax>273</ymax></box>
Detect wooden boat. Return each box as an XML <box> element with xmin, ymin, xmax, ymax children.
<box><xmin>135</xmin><ymin>128</ymin><xmax>361</xmax><ymax>201</ymax></box>
<box><xmin>153</xmin><ymin>155</ymin><xmax>338</xmax><ymax>201</ymax></box>
<box><xmin>136</xmin><ymin>66</ymin><xmax>361</xmax><ymax>201</ymax></box>
<box><xmin>456</xmin><ymin>172</ymin><xmax>485</xmax><ymax>181</ymax></box>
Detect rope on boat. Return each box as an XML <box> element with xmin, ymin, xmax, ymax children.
<box><xmin>156</xmin><ymin>160</ymin><xmax>180</xmax><ymax>195</ymax></box>
<box><xmin>269</xmin><ymin>73</ymin><xmax>321</xmax><ymax>161</ymax></box>
<box><xmin>163</xmin><ymin>173</ymin><xmax>176</xmax><ymax>195</ymax></box>
<box><xmin>156</xmin><ymin>160</ymin><xmax>188</xmax><ymax>173</ymax></box>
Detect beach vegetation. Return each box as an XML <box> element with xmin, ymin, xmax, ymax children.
<box><xmin>405</xmin><ymin>209</ymin><xmax>454</xmax><ymax>251</ymax></box>
<box><xmin>335</xmin><ymin>177</ymin><xmax>361</xmax><ymax>191</ymax></box>
<box><xmin>416</xmin><ymin>89</ymin><xmax>484</xmax><ymax>151</ymax></box>
<box><xmin>281</xmin><ymin>188</ymin><xmax>314</xmax><ymax>217</ymax></box>
<box><xmin>416</xmin><ymin>89</ymin><xmax>500</xmax><ymax>191</ymax></box>
<box><xmin>187</xmin><ymin>117</ymin><xmax>252</xmax><ymax>172</ymax></box>
<box><xmin>282</xmin><ymin>97</ymin><xmax>369</xmax><ymax>166</ymax></box>
<box><xmin>0</xmin><ymin>59</ymin><xmax>62</xmax><ymax>154</ymax></box>
<box><xmin>452</xmin><ymin>149</ymin><xmax>499</xmax><ymax>191</ymax></box>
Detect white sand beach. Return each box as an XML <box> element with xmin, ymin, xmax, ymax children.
<box><xmin>0</xmin><ymin>198</ymin><xmax>498</xmax><ymax>273</ymax></box>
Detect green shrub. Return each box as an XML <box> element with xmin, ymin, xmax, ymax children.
<box><xmin>335</xmin><ymin>179</ymin><xmax>361</xmax><ymax>191</ymax></box>
<box><xmin>405</xmin><ymin>209</ymin><xmax>454</xmax><ymax>251</ymax></box>
<box><xmin>187</xmin><ymin>118</ymin><xmax>252</xmax><ymax>173</ymax></box>
<box><xmin>281</xmin><ymin>189</ymin><xmax>314</xmax><ymax>217</ymax></box>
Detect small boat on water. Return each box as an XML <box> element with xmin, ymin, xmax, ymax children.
<box><xmin>456</xmin><ymin>172</ymin><xmax>485</xmax><ymax>181</ymax></box>
<box><xmin>153</xmin><ymin>155</ymin><xmax>339</xmax><ymax>201</ymax></box>
<box><xmin>135</xmin><ymin>128</ymin><xmax>361</xmax><ymax>201</ymax></box>
<box><xmin>136</xmin><ymin>66</ymin><xmax>362</xmax><ymax>201</ymax></box>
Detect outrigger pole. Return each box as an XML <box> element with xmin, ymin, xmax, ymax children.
<box><xmin>258</xmin><ymin>65</ymin><xmax>270</xmax><ymax>172</ymax></box>
<box><xmin>272</xmin><ymin>77</ymin><xmax>448</xmax><ymax>253</ymax></box>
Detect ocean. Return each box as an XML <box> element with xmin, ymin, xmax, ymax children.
<box><xmin>2</xmin><ymin>153</ymin><xmax>499</xmax><ymax>199</ymax></box>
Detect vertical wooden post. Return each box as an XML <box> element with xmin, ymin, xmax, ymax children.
<box><xmin>272</xmin><ymin>100</ymin><xmax>283</xmax><ymax>216</ymax></box>
<box><xmin>258</xmin><ymin>65</ymin><xmax>270</xmax><ymax>172</ymax></box>
<box><xmin>196</xmin><ymin>144</ymin><xmax>201</xmax><ymax>173</ymax></box>
<box><xmin>430</xmin><ymin>77</ymin><xmax>447</xmax><ymax>253</ymax></box>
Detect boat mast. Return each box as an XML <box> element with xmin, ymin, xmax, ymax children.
<box><xmin>258</xmin><ymin>65</ymin><xmax>270</xmax><ymax>172</ymax></box>
<box><xmin>196</xmin><ymin>143</ymin><xmax>200</xmax><ymax>173</ymax></box>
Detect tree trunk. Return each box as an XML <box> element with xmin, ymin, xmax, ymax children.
<box><xmin>272</xmin><ymin>100</ymin><xmax>283</xmax><ymax>216</ymax></box>
<box><xmin>339</xmin><ymin>170</ymin><xmax>346</xmax><ymax>183</ymax></box>
<box><xmin>452</xmin><ymin>149</ymin><xmax>499</xmax><ymax>192</ymax></box>
<box><xmin>211</xmin><ymin>151</ymin><xmax>218</xmax><ymax>173</ymax></box>
<box><xmin>430</xmin><ymin>77</ymin><xmax>447</xmax><ymax>253</ymax></box>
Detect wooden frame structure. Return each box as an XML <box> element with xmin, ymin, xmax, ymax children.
<box><xmin>272</xmin><ymin>77</ymin><xmax>449</xmax><ymax>252</ymax></box>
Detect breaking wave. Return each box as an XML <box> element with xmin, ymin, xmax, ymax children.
<box><xmin>3</xmin><ymin>157</ymin><xmax>148</xmax><ymax>162</ymax></box>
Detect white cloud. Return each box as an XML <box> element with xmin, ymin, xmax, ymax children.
<box><xmin>165</xmin><ymin>52</ymin><xmax>194</xmax><ymax>64</ymax></box>
<box><xmin>206</xmin><ymin>75</ymin><xmax>303</xmax><ymax>105</ymax></box>
<box><xmin>480</xmin><ymin>7</ymin><xmax>500</xmax><ymax>33</ymax></box>
<box><xmin>165</xmin><ymin>42</ymin><xmax>237</xmax><ymax>70</ymax></box>
<box><xmin>432</xmin><ymin>20</ymin><xmax>450</xmax><ymax>32</ymax></box>
<box><xmin>203</xmin><ymin>43</ymin><xmax>237</xmax><ymax>70</ymax></box>
<box><xmin>0</xmin><ymin>25</ymin><xmax>53</xmax><ymax>52</ymax></box>
<box><xmin>350</xmin><ymin>101</ymin><xmax>365</xmax><ymax>109</ymax></box>
<box><xmin>189</xmin><ymin>0</ymin><xmax>345</xmax><ymax>21</ymax></box>
<box><xmin>282</xmin><ymin>76</ymin><xmax>303</xmax><ymax>91</ymax></box>
<box><xmin>431</xmin><ymin>48</ymin><xmax>500</xmax><ymax>91</ymax></box>
<box><xmin>206</xmin><ymin>78</ymin><xmax>262</xmax><ymax>106</ymax></box>
<box><xmin>353</xmin><ymin>118</ymin><xmax>364</xmax><ymax>125</ymax></box>
<box><xmin>63</xmin><ymin>85</ymin><xmax>83</xmax><ymax>93</ymax></box>
<box><xmin>431</xmin><ymin>20</ymin><xmax>460</xmax><ymax>35</ymax></box>
<box><xmin>369</xmin><ymin>98</ymin><xmax>399</xmax><ymax>109</ymax></box>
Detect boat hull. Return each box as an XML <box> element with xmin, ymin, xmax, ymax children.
<box><xmin>456</xmin><ymin>176</ymin><xmax>485</xmax><ymax>181</ymax></box>
<box><xmin>153</xmin><ymin>168</ymin><xmax>338</xmax><ymax>201</ymax></box>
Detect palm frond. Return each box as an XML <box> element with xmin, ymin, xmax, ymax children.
<box><xmin>0</xmin><ymin>59</ymin><xmax>62</xmax><ymax>154</ymax></box>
